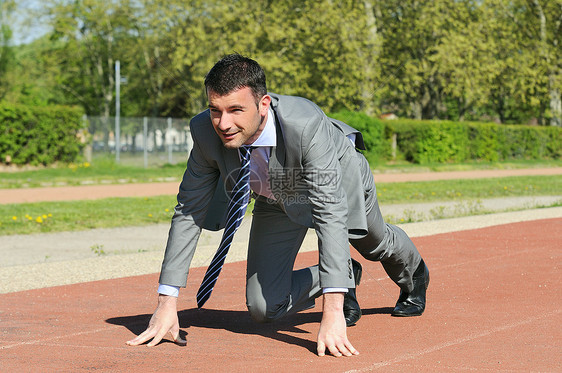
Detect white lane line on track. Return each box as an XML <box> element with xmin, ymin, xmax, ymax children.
<box><xmin>345</xmin><ymin>309</ymin><xmax>562</xmax><ymax>372</ymax></box>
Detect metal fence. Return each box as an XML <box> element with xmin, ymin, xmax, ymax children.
<box><xmin>84</xmin><ymin>116</ymin><xmax>193</xmax><ymax>167</ymax></box>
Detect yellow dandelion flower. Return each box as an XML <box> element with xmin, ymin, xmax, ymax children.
<box><xmin>148</xmin><ymin>213</ymin><xmax>153</xmax><ymax>217</ymax></box>
<box><xmin>36</xmin><ymin>217</ymin><xmax>43</xmax><ymax>223</ymax></box>
<box><xmin>48</xmin><ymin>213</ymin><xmax>52</xmax><ymax>217</ymax></box>
<box><xmin>165</xmin><ymin>208</ymin><xmax>169</xmax><ymax>212</ymax></box>
<box><xmin>12</xmin><ymin>216</ymin><xmax>17</xmax><ymax>221</ymax></box>
<box><xmin>83</xmin><ymin>162</ymin><xmax>90</xmax><ymax>168</ymax></box>
<box><xmin>42</xmin><ymin>214</ymin><xmax>47</xmax><ymax>219</ymax></box>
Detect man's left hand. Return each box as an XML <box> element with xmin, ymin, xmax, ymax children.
<box><xmin>317</xmin><ymin>292</ymin><xmax>359</xmax><ymax>357</ymax></box>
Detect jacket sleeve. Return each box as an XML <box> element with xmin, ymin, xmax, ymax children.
<box><xmin>300</xmin><ymin>112</ymin><xmax>355</xmax><ymax>289</ymax></box>
<box><xmin>158</xmin><ymin>119</ymin><xmax>221</xmax><ymax>288</ymax></box>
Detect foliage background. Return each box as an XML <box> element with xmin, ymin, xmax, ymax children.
<box><xmin>330</xmin><ymin>113</ymin><xmax>561</xmax><ymax>165</ymax></box>
<box><xmin>0</xmin><ymin>102</ymin><xmax>85</xmax><ymax>165</ymax></box>
<box><xmin>1</xmin><ymin>0</ymin><xmax>560</xmax><ymax>126</ymax></box>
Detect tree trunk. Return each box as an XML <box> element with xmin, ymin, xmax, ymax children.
<box><xmin>360</xmin><ymin>0</ymin><xmax>379</xmax><ymax>116</ymax></box>
<box><xmin>550</xmin><ymin>80</ymin><xmax>561</xmax><ymax>126</ymax></box>
<box><xmin>411</xmin><ymin>100</ymin><xmax>422</xmax><ymax>120</ymax></box>
<box><xmin>142</xmin><ymin>44</ymin><xmax>163</xmax><ymax>117</ymax></box>
<box><xmin>532</xmin><ymin>0</ymin><xmax>560</xmax><ymax>126</ymax></box>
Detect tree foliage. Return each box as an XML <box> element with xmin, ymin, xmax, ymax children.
<box><xmin>0</xmin><ymin>0</ymin><xmax>15</xmax><ymax>99</ymax></box>
<box><xmin>3</xmin><ymin>0</ymin><xmax>561</xmax><ymax>126</ymax></box>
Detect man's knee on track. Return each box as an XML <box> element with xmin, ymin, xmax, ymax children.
<box><xmin>246</xmin><ymin>298</ymin><xmax>287</xmax><ymax>324</ymax></box>
<box><xmin>246</xmin><ymin>299</ymin><xmax>269</xmax><ymax>323</ymax></box>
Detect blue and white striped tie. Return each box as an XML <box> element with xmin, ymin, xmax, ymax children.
<box><xmin>196</xmin><ymin>146</ymin><xmax>253</xmax><ymax>308</ymax></box>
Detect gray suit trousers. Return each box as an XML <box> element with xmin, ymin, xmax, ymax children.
<box><xmin>245</xmin><ymin>191</ymin><xmax>422</xmax><ymax>324</ymax></box>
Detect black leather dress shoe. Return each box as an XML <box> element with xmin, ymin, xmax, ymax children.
<box><xmin>344</xmin><ymin>259</ymin><xmax>362</xmax><ymax>326</ymax></box>
<box><xmin>392</xmin><ymin>259</ymin><xmax>429</xmax><ymax>317</ymax></box>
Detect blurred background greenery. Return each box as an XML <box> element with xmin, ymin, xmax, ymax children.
<box><xmin>1</xmin><ymin>0</ymin><xmax>560</xmax><ymax>125</ymax></box>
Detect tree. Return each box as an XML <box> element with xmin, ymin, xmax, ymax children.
<box><xmin>475</xmin><ymin>0</ymin><xmax>542</xmax><ymax>124</ymax></box>
<box><xmin>481</xmin><ymin>0</ymin><xmax>562</xmax><ymax>125</ymax></box>
<box><xmin>428</xmin><ymin>0</ymin><xmax>539</xmax><ymax>123</ymax></box>
<box><xmin>428</xmin><ymin>1</ymin><xmax>499</xmax><ymax>121</ymax></box>
<box><xmin>267</xmin><ymin>0</ymin><xmax>380</xmax><ymax>113</ymax></box>
<box><xmin>119</xmin><ymin>0</ymin><xmax>192</xmax><ymax>117</ymax></box>
<box><xmin>164</xmin><ymin>0</ymin><xmax>381</xmax><ymax>115</ymax></box>
<box><xmin>0</xmin><ymin>0</ymin><xmax>15</xmax><ymax>99</ymax></box>
<box><xmin>13</xmin><ymin>0</ymin><xmax>557</xmax><ymax>125</ymax></box>
<box><xmin>45</xmin><ymin>0</ymin><xmax>121</xmax><ymax>117</ymax></box>
<box><xmin>527</xmin><ymin>0</ymin><xmax>561</xmax><ymax>126</ymax></box>
<box><xmin>376</xmin><ymin>0</ymin><xmax>485</xmax><ymax>119</ymax></box>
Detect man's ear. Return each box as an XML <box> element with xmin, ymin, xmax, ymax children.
<box><xmin>259</xmin><ymin>94</ymin><xmax>272</xmax><ymax>116</ymax></box>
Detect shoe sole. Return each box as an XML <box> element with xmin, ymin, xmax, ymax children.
<box><xmin>391</xmin><ymin>312</ymin><xmax>422</xmax><ymax>317</ymax></box>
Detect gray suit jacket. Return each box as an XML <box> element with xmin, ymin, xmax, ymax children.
<box><xmin>159</xmin><ymin>93</ymin><xmax>371</xmax><ymax>289</ymax></box>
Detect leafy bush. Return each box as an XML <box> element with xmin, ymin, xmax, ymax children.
<box><xmin>467</xmin><ymin>123</ymin><xmax>499</xmax><ymax>161</ymax></box>
<box><xmin>385</xmin><ymin>119</ymin><xmax>469</xmax><ymax>163</ymax></box>
<box><xmin>496</xmin><ymin>125</ymin><xmax>561</xmax><ymax>160</ymax></box>
<box><xmin>0</xmin><ymin>103</ymin><xmax>86</xmax><ymax>166</ymax></box>
<box><xmin>331</xmin><ymin>113</ymin><xmax>562</xmax><ymax>164</ymax></box>
<box><xmin>383</xmin><ymin>119</ymin><xmax>561</xmax><ymax>164</ymax></box>
<box><xmin>329</xmin><ymin>110</ymin><xmax>388</xmax><ymax>164</ymax></box>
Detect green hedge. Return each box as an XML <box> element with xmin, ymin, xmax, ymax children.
<box><xmin>0</xmin><ymin>103</ymin><xmax>86</xmax><ymax>166</ymax></box>
<box><xmin>330</xmin><ymin>110</ymin><xmax>388</xmax><ymax>163</ymax></box>
<box><xmin>329</xmin><ymin>113</ymin><xmax>562</xmax><ymax>164</ymax></box>
<box><xmin>2</xmin><ymin>104</ymin><xmax>560</xmax><ymax>166</ymax></box>
<box><xmin>388</xmin><ymin>120</ymin><xmax>470</xmax><ymax>164</ymax></box>
<box><xmin>388</xmin><ymin>119</ymin><xmax>561</xmax><ymax>164</ymax></box>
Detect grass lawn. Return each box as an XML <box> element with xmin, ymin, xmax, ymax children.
<box><xmin>1</xmin><ymin>195</ymin><xmax>177</xmax><ymax>235</ymax></box>
<box><xmin>373</xmin><ymin>175</ymin><xmax>561</xmax><ymax>203</ymax></box>
<box><xmin>1</xmin><ymin>157</ymin><xmax>561</xmax><ymax>189</ymax></box>
<box><xmin>1</xmin><ymin>175</ymin><xmax>560</xmax><ymax>236</ymax></box>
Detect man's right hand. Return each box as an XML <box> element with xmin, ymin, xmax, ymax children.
<box><xmin>126</xmin><ymin>294</ymin><xmax>186</xmax><ymax>347</ymax></box>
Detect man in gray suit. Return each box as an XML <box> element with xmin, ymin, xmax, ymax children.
<box><xmin>127</xmin><ymin>54</ymin><xmax>429</xmax><ymax>357</ymax></box>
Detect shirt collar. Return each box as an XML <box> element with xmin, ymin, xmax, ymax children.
<box><xmin>248</xmin><ymin>108</ymin><xmax>276</xmax><ymax>147</ymax></box>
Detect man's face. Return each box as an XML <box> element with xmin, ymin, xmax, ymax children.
<box><xmin>208</xmin><ymin>87</ymin><xmax>271</xmax><ymax>149</ymax></box>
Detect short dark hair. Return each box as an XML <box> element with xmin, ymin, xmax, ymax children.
<box><xmin>204</xmin><ymin>53</ymin><xmax>267</xmax><ymax>104</ymax></box>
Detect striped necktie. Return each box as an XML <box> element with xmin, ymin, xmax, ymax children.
<box><xmin>196</xmin><ymin>146</ymin><xmax>253</xmax><ymax>308</ymax></box>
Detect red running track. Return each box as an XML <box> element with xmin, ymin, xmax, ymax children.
<box><xmin>1</xmin><ymin>218</ymin><xmax>561</xmax><ymax>372</ymax></box>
